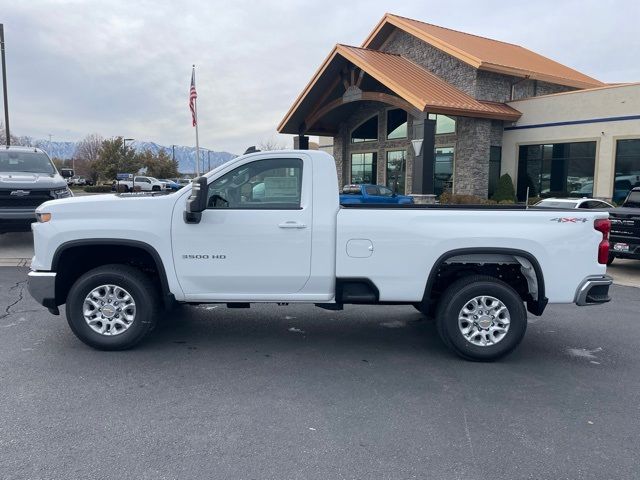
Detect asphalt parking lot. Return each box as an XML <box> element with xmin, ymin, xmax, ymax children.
<box><xmin>1</xmin><ymin>265</ymin><xmax>639</xmax><ymax>479</ymax></box>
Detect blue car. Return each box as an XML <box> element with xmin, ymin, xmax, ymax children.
<box><xmin>340</xmin><ymin>184</ymin><xmax>414</xmax><ymax>205</ymax></box>
<box><xmin>158</xmin><ymin>179</ymin><xmax>182</xmax><ymax>191</ymax></box>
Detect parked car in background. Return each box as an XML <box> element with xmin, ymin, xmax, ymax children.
<box><xmin>114</xmin><ymin>176</ymin><xmax>166</xmax><ymax>192</ymax></box>
<box><xmin>608</xmin><ymin>187</ymin><xmax>640</xmax><ymax>264</ymax></box>
<box><xmin>0</xmin><ymin>146</ymin><xmax>73</xmax><ymax>233</ymax></box>
<box><xmin>158</xmin><ymin>179</ymin><xmax>182</xmax><ymax>191</ymax></box>
<box><xmin>67</xmin><ymin>176</ymin><xmax>94</xmax><ymax>187</ymax></box>
<box><xmin>340</xmin><ymin>184</ymin><xmax>414</xmax><ymax>205</ymax></box>
<box><xmin>534</xmin><ymin>198</ymin><xmax>614</xmax><ymax>209</ymax></box>
<box><xmin>177</xmin><ymin>178</ymin><xmax>193</xmax><ymax>187</ymax></box>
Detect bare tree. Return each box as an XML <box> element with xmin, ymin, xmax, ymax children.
<box><xmin>73</xmin><ymin>134</ymin><xmax>103</xmax><ymax>181</ymax></box>
<box><xmin>0</xmin><ymin>123</ymin><xmax>31</xmax><ymax>146</ymax></box>
<box><xmin>258</xmin><ymin>136</ymin><xmax>287</xmax><ymax>151</ymax></box>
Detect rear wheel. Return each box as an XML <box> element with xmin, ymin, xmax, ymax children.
<box><xmin>436</xmin><ymin>275</ymin><xmax>527</xmax><ymax>361</ymax></box>
<box><xmin>65</xmin><ymin>264</ymin><xmax>159</xmax><ymax>350</ymax></box>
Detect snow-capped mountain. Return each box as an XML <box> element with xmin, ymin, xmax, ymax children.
<box><xmin>32</xmin><ymin>139</ymin><xmax>236</xmax><ymax>174</ymax></box>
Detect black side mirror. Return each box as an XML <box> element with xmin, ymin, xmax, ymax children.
<box><xmin>60</xmin><ymin>168</ymin><xmax>74</xmax><ymax>178</ymax></box>
<box><xmin>184</xmin><ymin>176</ymin><xmax>208</xmax><ymax>224</ymax></box>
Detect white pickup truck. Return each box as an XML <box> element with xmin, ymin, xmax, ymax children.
<box><xmin>27</xmin><ymin>150</ymin><xmax>613</xmax><ymax>360</ymax></box>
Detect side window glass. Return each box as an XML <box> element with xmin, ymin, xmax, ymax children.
<box><xmin>379</xmin><ymin>186</ymin><xmax>393</xmax><ymax>197</ymax></box>
<box><xmin>207</xmin><ymin>158</ymin><xmax>303</xmax><ymax>209</ymax></box>
<box><xmin>365</xmin><ymin>186</ymin><xmax>378</xmax><ymax>195</ymax></box>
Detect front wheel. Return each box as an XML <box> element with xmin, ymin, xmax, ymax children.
<box><xmin>436</xmin><ymin>275</ymin><xmax>527</xmax><ymax>361</ymax></box>
<box><xmin>65</xmin><ymin>264</ymin><xmax>159</xmax><ymax>350</ymax></box>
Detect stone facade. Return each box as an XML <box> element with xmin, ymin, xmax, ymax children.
<box><xmin>454</xmin><ymin>117</ymin><xmax>491</xmax><ymax>197</ymax></box>
<box><xmin>380</xmin><ymin>30</ymin><xmax>477</xmax><ymax>96</ymax></box>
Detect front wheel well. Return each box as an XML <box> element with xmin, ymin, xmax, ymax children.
<box><xmin>53</xmin><ymin>242</ymin><xmax>169</xmax><ymax>307</ymax></box>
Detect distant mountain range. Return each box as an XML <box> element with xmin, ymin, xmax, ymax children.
<box><xmin>32</xmin><ymin>139</ymin><xmax>236</xmax><ymax>174</ymax></box>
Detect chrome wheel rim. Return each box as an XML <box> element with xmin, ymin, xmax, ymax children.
<box><xmin>82</xmin><ymin>284</ymin><xmax>136</xmax><ymax>336</ymax></box>
<box><xmin>458</xmin><ymin>295</ymin><xmax>510</xmax><ymax>347</ymax></box>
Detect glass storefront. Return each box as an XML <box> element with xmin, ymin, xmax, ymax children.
<box><xmin>386</xmin><ymin>150</ymin><xmax>406</xmax><ymax>194</ymax></box>
<box><xmin>428</xmin><ymin>114</ymin><xmax>456</xmax><ymax>134</ymax></box>
<box><xmin>614</xmin><ymin>139</ymin><xmax>640</xmax><ymax>203</ymax></box>
<box><xmin>351</xmin><ymin>152</ymin><xmax>377</xmax><ymax>184</ymax></box>
<box><xmin>387</xmin><ymin>109</ymin><xmax>407</xmax><ymax>139</ymax></box>
<box><xmin>351</xmin><ymin>116</ymin><xmax>378</xmax><ymax>143</ymax></box>
<box><xmin>488</xmin><ymin>146</ymin><xmax>502</xmax><ymax>198</ymax></box>
<box><xmin>517</xmin><ymin>141</ymin><xmax>596</xmax><ymax>200</ymax></box>
<box><xmin>435</xmin><ymin>147</ymin><xmax>454</xmax><ymax>196</ymax></box>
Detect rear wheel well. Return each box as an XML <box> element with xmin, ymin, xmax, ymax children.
<box><xmin>53</xmin><ymin>243</ymin><xmax>168</xmax><ymax>306</ymax></box>
<box><xmin>420</xmin><ymin>251</ymin><xmax>546</xmax><ymax>317</ymax></box>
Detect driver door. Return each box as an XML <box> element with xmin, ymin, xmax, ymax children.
<box><xmin>171</xmin><ymin>155</ymin><xmax>313</xmax><ymax>299</ymax></box>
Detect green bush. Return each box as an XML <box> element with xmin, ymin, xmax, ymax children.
<box><xmin>491</xmin><ymin>174</ymin><xmax>516</xmax><ymax>202</ymax></box>
<box><xmin>439</xmin><ymin>192</ymin><xmax>497</xmax><ymax>205</ymax></box>
<box><xmin>83</xmin><ymin>185</ymin><xmax>112</xmax><ymax>193</ymax></box>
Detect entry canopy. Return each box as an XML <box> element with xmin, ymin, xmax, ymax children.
<box><xmin>278</xmin><ymin>44</ymin><xmax>522</xmax><ymax>136</ymax></box>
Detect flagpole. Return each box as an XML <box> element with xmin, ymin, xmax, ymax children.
<box><xmin>193</xmin><ymin>65</ymin><xmax>201</xmax><ymax>177</ymax></box>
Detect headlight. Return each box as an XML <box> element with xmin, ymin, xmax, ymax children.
<box><xmin>51</xmin><ymin>187</ymin><xmax>73</xmax><ymax>199</ymax></box>
<box><xmin>36</xmin><ymin>212</ymin><xmax>52</xmax><ymax>223</ymax></box>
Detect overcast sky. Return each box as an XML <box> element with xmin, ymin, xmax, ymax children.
<box><xmin>2</xmin><ymin>0</ymin><xmax>638</xmax><ymax>154</ymax></box>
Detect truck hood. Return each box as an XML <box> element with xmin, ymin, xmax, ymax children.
<box><xmin>0</xmin><ymin>172</ymin><xmax>67</xmax><ymax>189</ymax></box>
<box><xmin>35</xmin><ymin>191</ymin><xmax>180</xmax><ymax>215</ymax></box>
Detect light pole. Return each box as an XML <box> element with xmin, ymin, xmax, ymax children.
<box><xmin>1</xmin><ymin>24</ymin><xmax>10</xmax><ymax>146</ymax></box>
<box><xmin>121</xmin><ymin>137</ymin><xmax>134</xmax><ymax>191</ymax></box>
<box><xmin>207</xmin><ymin>149</ymin><xmax>211</xmax><ymax>172</ymax></box>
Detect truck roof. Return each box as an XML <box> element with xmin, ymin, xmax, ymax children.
<box><xmin>1</xmin><ymin>145</ymin><xmax>47</xmax><ymax>154</ymax></box>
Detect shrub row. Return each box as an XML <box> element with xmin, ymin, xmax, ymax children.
<box><xmin>83</xmin><ymin>185</ymin><xmax>112</xmax><ymax>193</ymax></box>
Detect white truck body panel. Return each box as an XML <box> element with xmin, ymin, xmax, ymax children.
<box><xmin>31</xmin><ymin>150</ymin><xmax>608</xmax><ymax>307</ymax></box>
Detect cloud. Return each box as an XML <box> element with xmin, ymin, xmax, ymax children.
<box><xmin>2</xmin><ymin>0</ymin><xmax>638</xmax><ymax>154</ymax></box>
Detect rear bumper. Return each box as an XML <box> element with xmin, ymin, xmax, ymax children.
<box><xmin>574</xmin><ymin>275</ymin><xmax>613</xmax><ymax>306</ymax></box>
<box><xmin>27</xmin><ymin>271</ymin><xmax>57</xmax><ymax>308</ymax></box>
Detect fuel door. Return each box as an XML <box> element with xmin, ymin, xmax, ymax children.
<box><xmin>346</xmin><ymin>239</ymin><xmax>374</xmax><ymax>258</ymax></box>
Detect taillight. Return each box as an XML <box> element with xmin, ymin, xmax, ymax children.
<box><xmin>594</xmin><ymin>218</ymin><xmax>611</xmax><ymax>265</ymax></box>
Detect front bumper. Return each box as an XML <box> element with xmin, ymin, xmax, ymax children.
<box><xmin>27</xmin><ymin>271</ymin><xmax>57</xmax><ymax>309</ymax></box>
<box><xmin>0</xmin><ymin>209</ymin><xmax>36</xmax><ymax>232</ymax></box>
<box><xmin>574</xmin><ymin>275</ymin><xmax>613</xmax><ymax>306</ymax></box>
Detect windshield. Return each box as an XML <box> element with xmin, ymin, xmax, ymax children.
<box><xmin>0</xmin><ymin>151</ymin><xmax>56</xmax><ymax>174</ymax></box>
<box><xmin>536</xmin><ymin>200</ymin><xmax>578</xmax><ymax>208</ymax></box>
<box><xmin>624</xmin><ymin>191</ymin><xmax>640</xmax><ymax>208</ymax></box>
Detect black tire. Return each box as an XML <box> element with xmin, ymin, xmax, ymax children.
<box><xmin>435</xmin><ymin>275</ymin><xmax>527</xmax><ymax>361</ymax></box>
<box><xmin>152</xmin><ymin>185</ymin><xmax>160</xmax><ymax>192</ymax></box>
<box><xmin>65</xmin><ymin>264</ymin><xmax>159</xmax><ymax>350</ymax></box>
<box><xmin>607</xmin><ymin>253</ymin><xmax>615</xmax><ymax>266</ymax></box>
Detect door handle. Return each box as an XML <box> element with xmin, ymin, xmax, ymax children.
<box><xmin>278</xmin><ymin>221</ymin><xmax>307</xmax><ymax>229</ymax></box>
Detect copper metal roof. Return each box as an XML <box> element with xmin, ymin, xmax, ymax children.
<box><xmin>277</xmin><ymin>44</ymin><xmax>521</xmax><ymax>134</ymax></box>
<box><xmin>363</xmin><ymin>13</ymin><xmax>604</xmax><ymax>89</ymax></box>
<box><xmin>339</xmin><ymin>45</ymin><xmax>522</xmax><ymax>119</ymax></box>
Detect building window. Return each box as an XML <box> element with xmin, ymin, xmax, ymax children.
<box><xmin>614</xmin><ymin>139</ymin><xmax>640</xmax><ymax>203</ymax></box>
<box><xmin>488</xmin><ymin>146</ymin><xmax>502</xmax><ymax>198</ymax></box>
<box><xmin>387</xmin><ymin>109</ymin><xmax>407</xmax><ymax>140</ymax></box>
<box><xmin>351</xmin><ymin>116</ymin><xmax>378</xmax><ymax>143</ymax></box>
<box><xmin>435</xmin><ymin>147</ymin><xmax>454</xmax><ymax>196</ymax></box>
<box><xmin>428</xmin><ymin>114</ymin><xmax>456</xmax><ymax>135</ymax></box>
<box><xmin>516</xmin><ymin>141</ymin><xmax>596</xmax><ymax>201</ymax></box>
<box><xmin>386</xmin><ymin>150</ymin><xmax>406</xmax><ymax>194</ymax></box>
<box><xmin>350</xmin><ymin>152</ymin><xmax>377</xmax><ymax>184</ymax></box>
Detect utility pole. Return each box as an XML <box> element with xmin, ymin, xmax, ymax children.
<box><xmin>1</xmin><ymin>24</ymin><xmax>10</xmax><ymax>146</ymax></box>
<box><xmin>207</xmin><ymin>150</ymin><xmax>211</xmax><ymax>171</ymax></box>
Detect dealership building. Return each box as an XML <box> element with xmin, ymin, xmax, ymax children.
<box><xmin>278</xmin><ymin>13</ymin><xmax>640</xmax><ymax>201</ymax></box>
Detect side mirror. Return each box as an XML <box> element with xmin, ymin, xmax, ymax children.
<box><xmin>60</xmin><ymin>168</ymin><xmax>74</xmax><ymax>178</ymax></box>
<box><xmin>184</xmin><ymin>176</ymin><xmax>208</xmax><ymax>224</ymax></box>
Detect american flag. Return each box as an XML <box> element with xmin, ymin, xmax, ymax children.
<box><xmin>189</xmin><ymin>67</ymin><xmax>198</xmax><ymax>127</ymax></box>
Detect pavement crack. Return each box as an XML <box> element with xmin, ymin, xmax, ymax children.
<box><xmin>0</xmin><ymin>279</ymin><xmax>28</xmax><ymax>320</ymax></box>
